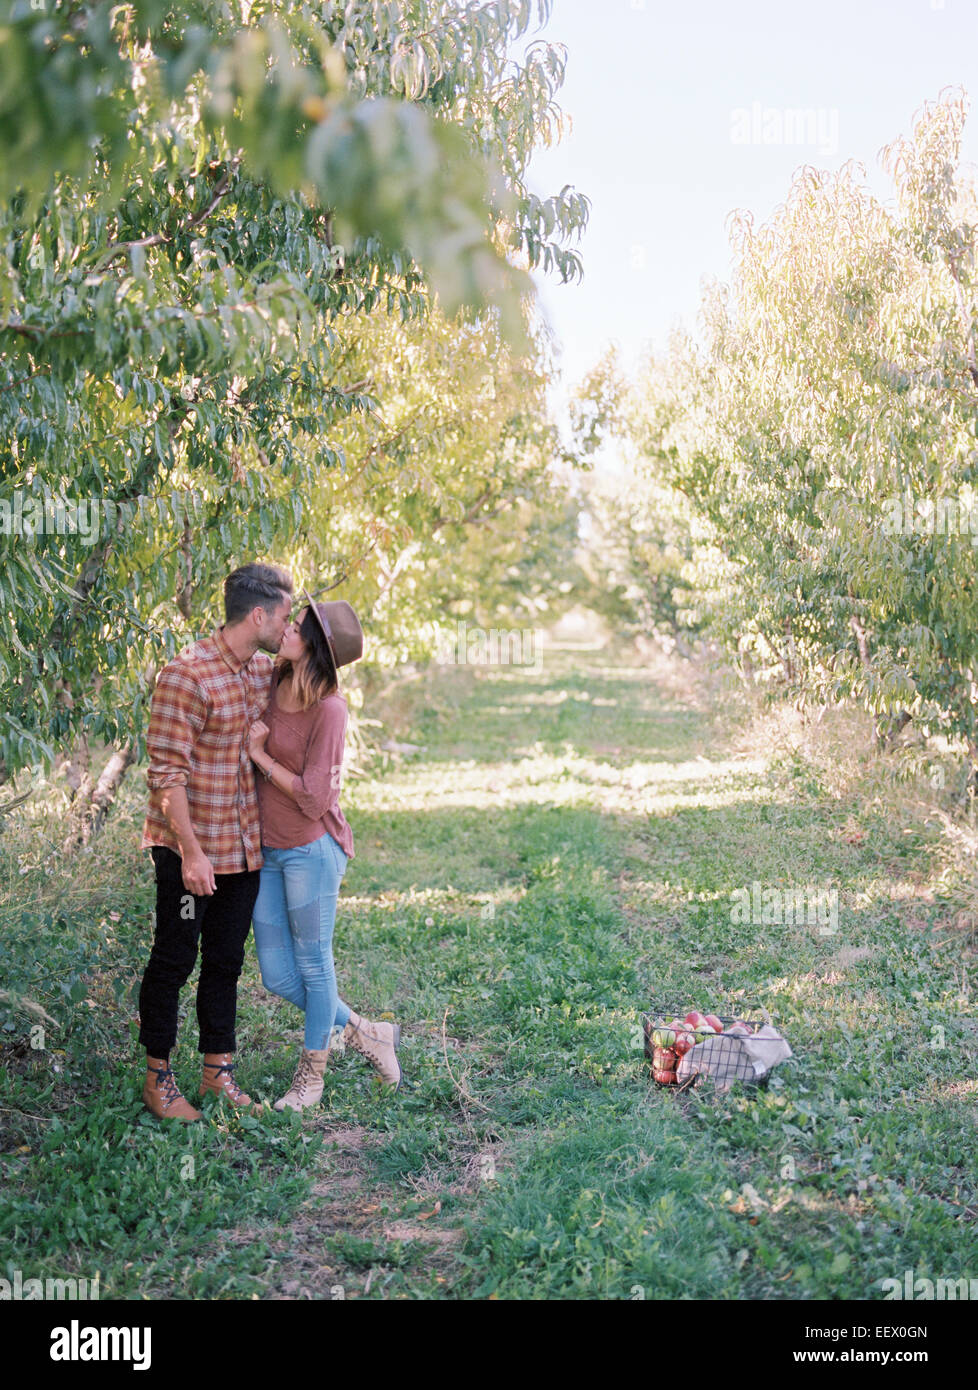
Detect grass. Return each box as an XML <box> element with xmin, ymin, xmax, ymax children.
<box><xmin>1</xmin><ymin>635</ymin><xmax>975</xmax><ymax>1299</ymax></box>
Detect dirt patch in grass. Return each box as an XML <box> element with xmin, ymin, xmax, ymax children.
<box><xmin>831</xmin><ymin>945</ymin><xmax>875</xmax><ymax>967</ymax></box>
<box><xmin>381</xmin><ymin>1220</ymin><xmax>464</xmax><ymax>1246</ymax></box>
<box><xmin>222</xmin><ymin>1114</ymin><xmax>488</xmax><ymax>1297</ymax></box>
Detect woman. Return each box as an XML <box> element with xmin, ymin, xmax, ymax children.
<box><xmin>247</xmin><ymin>592</ymin><xmax>402</xmax><ymax>1110</ymax></box>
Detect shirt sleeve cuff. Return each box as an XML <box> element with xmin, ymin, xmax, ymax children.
<box><xmin>147</xmin><ymin>771</ymin><xmax>190</xmax><ymax>790</ymax></box>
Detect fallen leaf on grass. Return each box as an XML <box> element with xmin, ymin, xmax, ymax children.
<box><xmin>729</xmin><ymin>1183</ymin><xmax>767</xmax><ymax>1215</ymax></box>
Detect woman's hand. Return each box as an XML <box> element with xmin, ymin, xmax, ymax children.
<box><xmin>249</xmin><ymin>719</ymin><xmax>270</xmax><ymax>760</ymax></box>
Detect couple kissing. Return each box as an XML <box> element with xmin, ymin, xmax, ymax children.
<box><xmin>136</xmin><ymin>562</ymin><xmax>402</xmax><ymax>1121</ymax></box>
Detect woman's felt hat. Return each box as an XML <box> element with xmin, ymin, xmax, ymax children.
<box><xmin>301</xmin><ymin>590</ymin><xmax>364</xmax><ymax>668</ymax></box>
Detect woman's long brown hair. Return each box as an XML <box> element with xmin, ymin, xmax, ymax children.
<box><xmin>275</xmin><ymin>607</ymin><xmax>338</xmax><ymax>709</ymax></box>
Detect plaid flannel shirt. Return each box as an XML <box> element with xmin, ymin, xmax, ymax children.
<box><xmin>140</xmin><ymin>626</ymin><xmax>275</xmax><ymax>873</ymax></box>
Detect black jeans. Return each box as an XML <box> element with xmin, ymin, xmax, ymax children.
<box><xmin>138</xmin><ymin>846</ymin><xmax>261</xmax><ymax>1057</ymax></box>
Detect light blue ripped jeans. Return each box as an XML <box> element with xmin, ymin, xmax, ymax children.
<box><xmin>252</xmin><ymin>833</ymin><xmax>352</xmax><ymax>1051</ymax></box>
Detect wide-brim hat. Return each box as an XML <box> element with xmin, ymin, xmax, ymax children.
<box><xmin>301</xmin><ymin>590</ymin><xmax>364</xmax><ymax>668</ymax></box>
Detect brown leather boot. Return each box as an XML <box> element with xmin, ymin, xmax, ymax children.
<box><xmin>342</xmin><ymin>1010</ymin><xmax>402</xmax><ymax>1090</ymax></box>
<box><xmin>142</xmin><ymin>1056</ymin><xmax>202</xmax><ymax>1123</ymax></box>
<box><xmin>199</xmin><ymin>1053</ymin><xmax>255</xmax><ymax>1108</ymax></box>
<box><xmin>273</xmin><ymin>1048</ymin><xmax>331</xmax><ymax>1112</ymax></box>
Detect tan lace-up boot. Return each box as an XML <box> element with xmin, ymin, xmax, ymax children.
<box><xmin>199</xmin><ymin>1053</ymin><xmax>255</xmax><ymax>1108</ymax></box>
<box><xmin>142</xmin><ymin>1056</ymin><xmax>202</xmax><ymax>1122</ymax></box>
<box><xmin>273</xmin><ymin>1048</ymin><xmax>331</xmax><ymax>1112</ymax></box>
<box><xmin>342</xmin><ymin>1011</ymin><xmax>402</xmax><ymax>1090</ymax></box>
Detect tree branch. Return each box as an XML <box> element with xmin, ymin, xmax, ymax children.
<box><xmin>93</xmin><ymin>162</ymin><xmax>240</xmax><ymax>271</ymax></box>
<box><xmin>0</xmin><ymin>366</ymin><xmax>52</xmax><ymax>394</ymax></box>
<box><xmin>0</xmin><ymin>319</ymin><xmax>44</xmax><ymax>340</ymax></box>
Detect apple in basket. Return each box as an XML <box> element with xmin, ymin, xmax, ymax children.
<box><xmin>652</xmin><ymin>1026</ymin><xmax>677</xmax><ymax>1048</ymax></box>
<box><xmin>685</xmin><ymin>1012</ymin><xmax>714</xmax><ymax>1043</ymax></box>
<box><xmin>704</xmin><ymin>1014</ymin><xmax>723</xmax><ymax>1033</ymax></box>
<box><xmin>731</xmin><ymin>1019</ymin><xmax>754</xmax><ymax>1035</ymax></box>
<box><xmin>653</xmin><ymin>1066</ymin><xmax>677</xmax><ymax>1085</ymax></box>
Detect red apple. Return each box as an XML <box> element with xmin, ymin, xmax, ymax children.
<box><xmin>704</xmin><ymin>1014</ymin><xmax>723</xmax><ymax>1033</ymax></box>
<box><xmin>653</xmin><ymin>1067</ymin><xmax>677</xmax><ymax>1085</ymax></box>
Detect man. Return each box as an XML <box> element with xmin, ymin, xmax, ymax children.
<box><xmin>137</xmin><ymin>562</ymin><xmax>293</xmax><ymax>1120</ymax></box>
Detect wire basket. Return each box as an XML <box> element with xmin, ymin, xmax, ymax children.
<box><xmin>642</xmin><ymin>1001</ymin><xmax>773</xmax><ymax>1091</ymax></box>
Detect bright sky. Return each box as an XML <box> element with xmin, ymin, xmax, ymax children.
<box><xmin>525</xmin><ymin>0</ymin><xmax>978</xmax><ymax>400</ymax></box>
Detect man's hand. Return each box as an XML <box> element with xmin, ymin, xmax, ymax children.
<box><xmin>249</xmin><ymin>719</ymin><xmax>270</xmax><ymax>760</ymax></box>
<box><xmin>182</xmin><ymin>847</ymin><xmax>217</xmax><ymax>897</ymax></box>
<box><xmin>157</xmin><ymin>786</ymin><xmax>215</xmax><ymax>893</ymax></box>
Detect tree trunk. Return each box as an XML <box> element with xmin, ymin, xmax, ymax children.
<box><xmin>781</xmin><ymin>617</ymin><xmax>795</xmax><ymax>683</ymax></box>
<box><xmin>176</xmin><ymin>511</ymin><xmax>194</xmax><ymax>619</ymax></box>
<box><xmin>849</xmin><ymin>613</ymin><xmax>871</xmax><ymax>670</ymax></box>
<box><xmin>873</xmin><ymin>709</ymin><xmax>912</xmax><ymax>749</ymax></box>
<box><xmin>62</xmin><ymin>744</ymin><xmax>135</xmax><ymax>852</ymax></box>
<box><xmin>57</xmin><ymin>734</ymin><xmax>91</xmax><ymax>798</ymax></box>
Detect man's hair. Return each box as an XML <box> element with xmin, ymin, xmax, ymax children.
<box><xmin>224</xmin><ymin>563</ymin><xmax>294</xmax><ymax>625</ymax></box>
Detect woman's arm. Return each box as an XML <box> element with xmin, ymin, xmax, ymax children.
<box><xmin>249</xmin><ymin>700</ymin><xmax>347</xmax><ymax>816</ymax></box>
<box><xmin>288</xmin><ymin>700</ymin><xmax>347</xmax><ymax>820</ymax></box>
<box><xmin>249</xmin><ymin>736</ymin><xmax>305</xmax><ymax>803</ymax></box>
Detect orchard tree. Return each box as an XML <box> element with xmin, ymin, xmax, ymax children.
<box><xmin>277</xmin><ymin>297</ymin><xmax>584</xmax><ymax>666</ymax></box>
<box><xmin>626</xmin><ymin>89</ymin><xmax>978</xmax><ymax>752</ymax></box>
<box><xmin>0</xmin><ymin>0</ymin><xmax>589</xmax><ymax>816</ymax></box>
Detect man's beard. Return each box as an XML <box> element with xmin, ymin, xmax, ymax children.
<box><xmin>255</xmin><ymin>633</ymin><xmax>284</xmax><ymax>655</ymax></box>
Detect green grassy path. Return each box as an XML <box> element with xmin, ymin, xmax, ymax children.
<box><xmin>2</xmin><ymin>639</ymin><xmax>974</xmax><ymax>1299</ymax></box>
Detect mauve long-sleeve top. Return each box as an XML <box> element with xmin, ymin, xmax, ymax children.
<box><xmin>255</xmin><ymin>669</ymin><xmax>355</xmax><ymax>858</ymax></box>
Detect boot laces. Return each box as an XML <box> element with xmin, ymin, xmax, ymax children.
<box><xmin>351</xmin><ymin>1023</ymin><xmax>383</xmax><ymax>1050</ymax></box>
<box><xmin>350</xmin><ymin>1021</ymin><xmax>381</xmax><ymax>1062</ymax></box>
<box><xmin>205</xmin><ymin>1058</ymin><xmax>248</xmax><ymax>1101</ymax></box>
<box><xmin>148</xmin><ymin>1063</ymin><xmax>183</xmax><ymax>1111</ymax></box>
<box><xmin>291</xmin><ymin>1052</ymin><xmax>317</xmax><ymax>1097</ymax></box>
<box><xmin>352</xmin><ymin>1030</ymin><xmax>375</xmax><ymax>1058</ymax></box>
<box><xmin>350</xmin><ymin>1022</ymin><xmax>398</xmax><ymax>1081</ymax></box>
